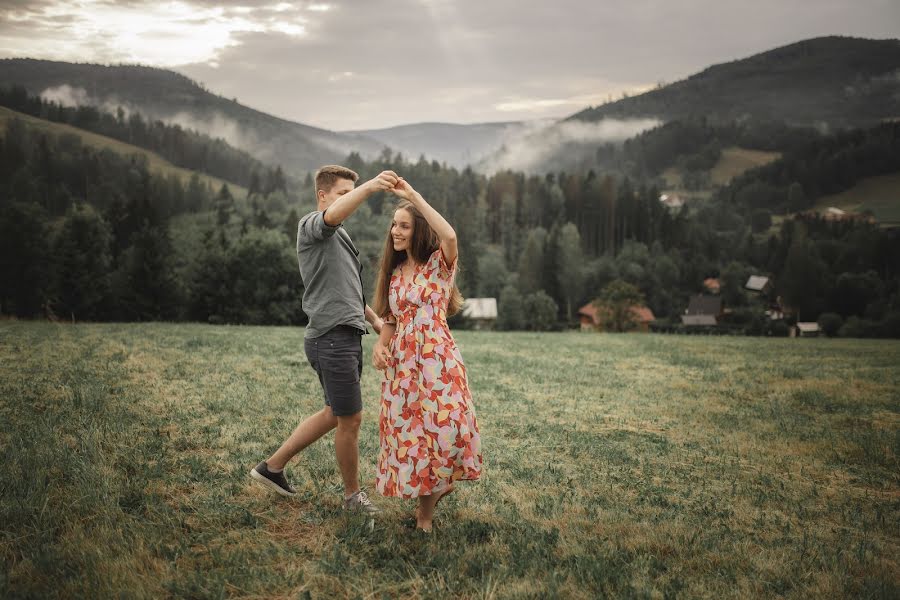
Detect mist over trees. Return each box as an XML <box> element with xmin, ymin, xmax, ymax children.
<box><xmin>0</xmin><ymin>85</ymin><xmax>288</xmax><ymax>192</ymax></box>
<box><xmin>1</xmin><ymin>91</ymin><xmax>899</xmax><ymax>336</ymax></box>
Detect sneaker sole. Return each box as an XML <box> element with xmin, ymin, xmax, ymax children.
<box><xmin>249</xmin><ymin>468</ymin><xmax>296</xmax><ymax>497</ymax></box>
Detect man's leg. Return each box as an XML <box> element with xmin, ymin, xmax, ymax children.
<box><xmin>334</xmin><ymin>411</ymin><xmax>362</xmax><ymax>495</ymax></box>
<box><xmin>266</xmin><ymin>406</ymin><xmax>338</xmax><ymax>470</ymax></box>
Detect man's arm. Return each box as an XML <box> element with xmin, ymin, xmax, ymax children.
<box><xmin>365</xmin><ymin>304</ymin><xmax>384</xmax><ymax>334</ymax></box>
<box><xmin>323</xmin><ymin>170</ymin><xmax>399</xmax><ymax>226</ymax></box>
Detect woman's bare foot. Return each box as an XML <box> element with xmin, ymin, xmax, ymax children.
<box><xmin>415</xmin><ymin>483</ymin><xmax>455</xmax><ymax>531</ymax></box>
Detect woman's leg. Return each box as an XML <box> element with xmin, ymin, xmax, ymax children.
<box><xmin>415</xmin><ymin>484</ymin><xmax>455</xmax><ymax>531</ymax></box>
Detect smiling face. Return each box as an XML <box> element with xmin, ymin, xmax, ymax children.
<box><xmin>391</xmin><ymin>207</ymin><xmax>414</xmax><ymax>253</ymax></box>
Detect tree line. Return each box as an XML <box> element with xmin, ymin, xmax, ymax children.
<box><xmin>1</xmin><ymin>108</ymin><xmax>898</xmax><ymax>337</ymax></box>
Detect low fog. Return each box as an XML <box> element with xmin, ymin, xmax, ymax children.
<box><xmin>479</xmin><ymin>118</ymin><xmax>662</xmax><ymax>174</ymax></box>
<box><xmin>37</xmin><ymin>84</ymin><xmax>662</xmax><ymax>176</ymax></box>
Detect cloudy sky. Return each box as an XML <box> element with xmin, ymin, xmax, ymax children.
<box><xmin>1</xmin><ymin>0</ymin><xmax>898</xmax><ymax>130</ymax></box>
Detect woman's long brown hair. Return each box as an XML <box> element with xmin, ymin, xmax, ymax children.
<box><xmin>373</xmin><ymin>200</ymin><xmax>464</xmax><ymax>318</ymax></box>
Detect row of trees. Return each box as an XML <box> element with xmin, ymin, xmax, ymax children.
<box><xmin>2</xmin><ymin>106</ymin><xmax>899</xmax><ymax>336</ymax></box>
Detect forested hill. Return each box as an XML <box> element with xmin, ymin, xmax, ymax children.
<box><xmin>0</xmin><ymin>86</ymin><xmax>286</xmax><ymax>193</ymax></box>
<box><xmin>0</xmin><ymin>59</ymin><xmax>386</xmax><ymax>175</ymax></box>
<box><xmin>570</xmin><ymin>37</ymin><xmax>900</xmax><ymax>127</ymax></box>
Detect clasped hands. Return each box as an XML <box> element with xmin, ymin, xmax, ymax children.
<box><xmin>372</xmin><ymin>341</ymin><xmax>391</xmax><ymax>371</ymax></box>
<box><xmin>368</xmin><ymin>170</ymin><xmax>417</xmax><ymax>201</ymax></box>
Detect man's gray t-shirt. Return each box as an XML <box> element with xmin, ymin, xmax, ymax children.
<box><xmin>296</xmin><ymin>210</ymin><xmax>367</xmax><ymax>338</ymax></box>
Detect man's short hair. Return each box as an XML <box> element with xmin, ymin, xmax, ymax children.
<box><xmin>315</xmin><ymin>165</ymin><xmax>359</xmax><ymax>194</ymax></box>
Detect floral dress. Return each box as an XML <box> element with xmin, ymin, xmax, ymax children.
<box><xmin>375</xmin><ymin>248</ymin><xmax>482</xmax><ymax>498</ymax></box>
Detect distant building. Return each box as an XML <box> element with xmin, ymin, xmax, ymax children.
<box><xmin>745</xmin><ymin>275</ymin><xmax>772</xmax><ymax>294</ymax></box>
<box><xmin>659</xmin><ymin>193</ymin><xmax>685</xmax><ymax>209</ymax></box>
<box><xmin>793</xmin><ymin>322</ymin><xmax>821</xmax><ymax>337</ymax></box>
<box><xmin>578</xmin><ymin>302</ymin><xmax>655</xmax><ymax>333</ymax></box>
<box><xmin>799</xmin><ymin>207</ymin><xmax>875</xmax><ymax>225</ymax></box>
<box><xmin>681</xmin><ymin>295</ymin><xmax>723</xmax><ymax>326</ymax></box>
<box><xmin>461</xmin><ymin>298</ymin><xmax>497</xmax><ymax>330</ymax></box>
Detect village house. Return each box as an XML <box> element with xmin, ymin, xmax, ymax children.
<box><xmin>800</xmin><ymin>207</ymin><xmax>876</xmax><ymax>225</ymax></box>
<box><xmin>461</xmin><ymin>298</ymin><xmax>498</xmax><ymax>330</ymax></box>
<box><xmin>659</xmin><ymin>193</ymin><xmax>685</xmax><ymax>209</ymax></box>
<box><xmin>578</xmin><ymin>302</ymin><xmax>656</xmax><ymax>333</ymax></box>
<box><xmin>703</xmin><ymin>277</ymin><xmax>721</xmax><ymax>294</ymax></box>
<box><xmin>745</xmin><ymin>275</ymin><xmax>772</xmax><ymax>295</ymax></box>
<box><xmin>792</xmin><ymin>322</ymin><xmax>821</xmax><ymax>337</ymax></box>
<box><xmin>681</xmin><ymin>295</ymin><xmax>723</xmax><ymax>326</ymax></box>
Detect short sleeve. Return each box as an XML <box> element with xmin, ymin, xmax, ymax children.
<box><xmin>426</xmin><ymin>247</ymin><xmax>457</xmax><ymax>286</ymax></box>
<box><xmin>297</xmin><ymin>211</ymin><xmax>338</xmax><ymax>245</ymax></box>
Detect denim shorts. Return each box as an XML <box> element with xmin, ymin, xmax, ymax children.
<box><xmin>304</xmin><ymin>325</ymin><xmax>364</xmax><ymax>416</ymax></box>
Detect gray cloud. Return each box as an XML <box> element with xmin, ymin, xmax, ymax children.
<box><xmin>2</xmin><ymin>0</ymin><xmax>899</xmax><ymax>129</ymax></box>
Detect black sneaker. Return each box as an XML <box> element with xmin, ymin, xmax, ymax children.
<box><xmin>250</xmin><ymin>461</ymin><xmax>296</xmax><ymax>497</ymax></box>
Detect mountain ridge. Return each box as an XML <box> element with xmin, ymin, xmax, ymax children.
<box><xmin>0</xmin><ymin>58</ymin><xmax>386</xmax><ymax>175</ymax></box>
<box><xmin>568</xmin><ymin>36</ymin><xmax>900</xmax><ymax>127</ymax></box>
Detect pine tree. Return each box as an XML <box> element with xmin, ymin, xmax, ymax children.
<box><xmin>55</xmin><ymin>204</ymin><xmax>113</xmax><ymax>320</ymax></box>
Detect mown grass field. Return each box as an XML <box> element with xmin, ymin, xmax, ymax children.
<box><xmin>661</xmin><ymin>146</ymin><xmax>781</xmax><ymax>199</ymax></box>
<box><xmin>815</xmin><ymin>172</ymin><xmax>900</xmax><ymax>226</ymax></box>
<box><xmin>1</xmin><ymin>322</ymin><xmax>898</xmax><ymax>599</ymax></box>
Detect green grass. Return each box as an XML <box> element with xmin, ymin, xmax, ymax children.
<box><xmin>0</xmin><ymin>106</ymin><xmax>246</xmax><ymax>196</ymax></box>
<box><xmin>814</xmin><ymin>172</ymin><xmax>900</xmax><ymax>226</ymax></box>
<box><xmin>661</xmin><ymin>146</ymin><xmax>781</xmax><ymax>195</ymax></box>
<box><xmin>709</xmin><ymin>147</ymin><xmax>781</xmax><ymax>187</ymax></box>
<box><xmin>1</xmin><ymin>322</ymin><xmax>898</xmax><ymax>598</ymax></box>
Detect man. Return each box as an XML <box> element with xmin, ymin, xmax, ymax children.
<box><xmin>250</xmin><ymin>165</ymin><xmax>398</xmax><ymax>514</ymax></box>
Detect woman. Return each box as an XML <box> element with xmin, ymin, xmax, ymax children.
<box><xmin>372</xmin><ymin>178</ymin><xmax>482</xmax><ymax>533</ymax></box>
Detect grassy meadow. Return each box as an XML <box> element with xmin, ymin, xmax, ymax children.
<box><xmin>815</xmin><ymin>172</ymin><xmax>900</xmax><ymax>226</ymax></box>
<box><xmin>1</xmin><ymin>322</ymin><xmax>898</xmax><ymax>599</ymax></box>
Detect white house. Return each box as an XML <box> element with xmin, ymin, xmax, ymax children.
<box><xmin>462</xmin><ymin>298</ymin><xmax>498</xmax><ymax>330</ymax></box>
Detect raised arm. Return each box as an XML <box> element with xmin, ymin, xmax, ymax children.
<box><xmin>323</xmin><ymin>170</ymin><xmax>398</xmax><ymax>226</ymax></box>
<box><xmin>392</xmin><ymin>178</ymin><xmax>458</xmax><ymax>265</ymax></box>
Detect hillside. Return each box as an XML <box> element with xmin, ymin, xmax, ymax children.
<box><xmin>0</xmin><ymin>105</ymin><xmax>245</xmax><ymax>196</ymax></box>
<box><xmin>661</xmin><ymin>146</ymin><xmax>782</xmax><ymax>196</ymax></box>
<box><xmin>570</xmin><ymin>36</ymin><xmax>900</xmax><ymax>127</ymax></box>
<box><xmin>0</xmin><ymin>59</ymin><xmax>386</xmax><ymax>175</ymax></box>
<box><xmin>814</xmin><ymin>172</ymin><xmax>900</xmax><ymax>226</ymax></box>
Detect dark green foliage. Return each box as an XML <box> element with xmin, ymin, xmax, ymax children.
<box><xmin>54</xmin><ymin>204</ymin><xmax>113</xmax><ymax>320</ymax></box>
<box><xmin>111</xmin><ymin>224</ymin><xmax>182</xmax><ymax>321</ymax></box>
<box><xmin>596</xmin><ymin>280</ymin><xmax>646</xmax><ymax>332</ymax></box>
<box><xmin>832</xmin><ymin>271</ymin><xmax>884</xmax><ymax>318</ymax></box>
<box><xmin>818</xmin><ymin>312</ymin><xmax>843</xmax><ymax>337</ymax></box>
<box><xmin>0</xmin><ymin>202</ymin><xmax>52</xmax><ymax>317</ymax></box>
<box><xmin>1</xmin><ymin>98</ymin><xmax>898</xmax><ymax>337</ymax></box>
<box><xmin>751</xmin><ymin>209</ymin><xmax>773</xmax><ymax>233</ymax></box>
<box><xmin>187</xmin><ymin>229</ymin><xmax>304</xmax><ymax>325</ymax></box>
<box><xmin>724</xmin><ymin>122</ymin><xmax>900</xmax><ymax>212</ymax></box>
<box><xmin>523</xmin><ymin>291</ymin><xmax>559</xmax><ymax>331</ymax></box>
<box><xmin>496</xmin><ymin>284</ymin><xmax>525</xmax><ymax>330</ymax></box>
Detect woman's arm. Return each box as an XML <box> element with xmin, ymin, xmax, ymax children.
<box><xmin>372</xmin><ymin>322</ymin><xmax>396</xmax><ymax>370</ymax></box>
<box><xmin>393</xmin><ymin>178</ymin><xmax>458</xmax><ymax>265</ymax></box>
<box><xmin>364</xmin><ymin>304</ymin><xmax>383</xmax><ymax>334</ymax></box>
